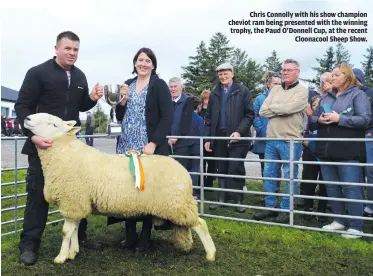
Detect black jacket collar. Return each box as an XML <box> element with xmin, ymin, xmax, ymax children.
<box><xmin>281</xmin><ymin>80</ymin><xmax>299</xmax><ymax>90</ymax></box>
<box><xmin>52</xmin><ymin>56</ymin><xmax>76</xmax><ymax>71</ymax></box>
<box><xmin>214</xmin><ymin>82</ymin><xmax>241</xmax><ymax>96</ymax></box>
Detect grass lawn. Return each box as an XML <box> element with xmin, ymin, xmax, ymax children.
<box><xmin>2</xmin><ymin>170</ymin><xmax>373</xmax><ymax>276</ymax></box>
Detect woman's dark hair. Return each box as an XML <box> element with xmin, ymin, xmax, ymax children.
<box><xmin>132</xmin><ymin>47</ymin><xmax>157</xmax><ymax>75</ymax></box>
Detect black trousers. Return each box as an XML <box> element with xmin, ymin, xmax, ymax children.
<box><xmin>258</xmin><ymin>153</ymin><xmax>265</xmax><ymax>177</ymax></box>
<box><xmin>201</xmin><ymin>149</ymin><xmax>215</xmax><ymax>187</ymax></box>
<box><xmin>19</xmin><ymin>155</ymin><xmax>88</xmax><ymax>253</ymax></box>
<box><xmin>173</xmin><ymin>145</ymin><xmax>193</xmax><ymax>171</ymax></box>
<box><xmin>214</xmin><ymin>131</ymin><xmax>249</xmax><ymax>191</ymax></box>
<box><xmin>300</xmin><ymin>148</ymin><xmax>327</xmax><ymax>211</ymax></box>
<box><xmin>85</xmin><ymin>127</ymin><xmax>94</xmax><ymax>146</ymax></box>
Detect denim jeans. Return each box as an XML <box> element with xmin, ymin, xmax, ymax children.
<box><xmin>366</xmin><ymin>135</ymin><xmax>373</xmax><ymax>210</ymax></box>
<box><xmin>263</xmin><ymin>141</ymin><xmax>302</xmax><ymax>209</ymax></box>
<box><xmin>320</xmin><ymin>160</ymin><xmax>364</xmax><ymax>231</ymax></box>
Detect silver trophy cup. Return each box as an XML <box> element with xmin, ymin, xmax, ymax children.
<box><xmin>103</xmin><ymin>84</ymin><xmax>124</xmax><ymax>136</ymax></box>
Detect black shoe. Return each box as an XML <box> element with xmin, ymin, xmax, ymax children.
<box><xmin>235</xmin><ymin>193</ymin><xmax>246</xmax><ymax>213</ymax></box>
<box><xmin>210</xmin><ymin>180</ymin><xmax>226</xmax><ymax>210</ymax></box>
<box><xmin>120</xmin><ymin>236</ymin><xmax>138</xmax><ymax>249</ymax></box>
<box><xmin>275</xmin><ymin>213</ymin><xmax>289</xmax><ymax>223</ymax></box>
<box><xmin>303</xmin><ymin>207</ymin><xmax>313</xmax><ymax>221</ymax></box>
<box><xmin>253</xmin><ymin>210</ymin><xmax>278</xmax><ymax>220</ymax></box>
<box><xmin>316</xmin><ymin>215</ymin><xmax>327</xmax><ymax>223</ymax></box>
<box><xmin>134</xmin><ymin>234</ymin><xmax>150</xmax><ymax>252</ymax></box>
<box><xmin>122</xmin><ymin>221</ymin><xmax>139</xmax><ymax>248</ymax></box>
<box><xmin>20</xmin><ymin>251</ymin><xmax>37</xmax><ymax>266</ymax></box>
<box><xmin>297</xmin><ymin>198</ymin><xmax>305</xmax><ymax>207</ymax></box>
<box><xmin>79</xmin><ymin>240</ymin><xmax>103</xmax><ymax>250</ymax></box>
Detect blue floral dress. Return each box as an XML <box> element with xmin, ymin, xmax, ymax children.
<box><xmin>116</xmin><ymin>81</ymin><xmax>149</xmax><ymax>154</ymax></box>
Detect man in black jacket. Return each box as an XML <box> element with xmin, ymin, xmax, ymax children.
<box><xmin>204</xmin><ymin>63</ymin><xmax>255</xmax><ymax>213</ymax></box>
<box><xmin>14</xmin><ymin>31</ymin><xmax>103</xmax><ymax>265</ymax></box>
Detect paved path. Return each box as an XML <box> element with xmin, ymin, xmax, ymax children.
<box><xmin>1</xmin><ymin>136</ymin><xmax>303</xmax><ymax>178</ymax></box>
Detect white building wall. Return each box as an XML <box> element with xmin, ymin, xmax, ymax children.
<box><xmin>1</xmin><ymin>101</ymin><xmax>16</xmax><ymax>117</ymax></box>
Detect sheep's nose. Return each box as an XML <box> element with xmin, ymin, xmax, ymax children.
<box><xmin>25</xmin><ymin>117</ymin><xmax>31</xmax><ymax>121</ymax></box>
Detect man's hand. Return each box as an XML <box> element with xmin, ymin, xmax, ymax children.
<box><xmin>89</xmin><ymin>83</ymin><xmax>104</xmax><ymax>101</ymax></box>
<box><xmin>168</xmin><ymin>138</ymin><xmax>178</xmax><ymax>146</ymax></box>
<box><xmin>31</xmin><ymin>135</ymin><xmax>52</xmax><ymax>149</ymax></box>
<box><xmin>230</xmin><ymin>132</ymin><xmax>241</xmax><ymax>143</ymax></box>
<box><xmin>204</xmin><ymin>142</ymin><xmax>212</xmax><ymax>152</ymax></box>
<box><xmin>119</xmin><ymin>84</ymin><xmax>129</xmax><ymax>106</ymax></box>
<box><xmin>142</xmin><ymin>142</ymin><xmax>156</xmax><ymax>155</ymax></box>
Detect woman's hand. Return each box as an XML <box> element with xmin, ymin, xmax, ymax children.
<box><xmin>142</xmin><ymin>142</ymin><xmax>156</xmax><ymax>155</ymax></box>
<box><xmin>318</xmin><ymin>113</ymin><xmax>330</xmax><ymax>124</ymax></box>
<box><xmin>119</xmin><ymin>84</ymin><xmax>129</xmax><ymax>106</ymax></box>
<box><xmin>323</xmin><ymin>111</ymin><xmax>340</xmax><ymax>123</ymax></box>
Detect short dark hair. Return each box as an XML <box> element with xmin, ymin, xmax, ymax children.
<box><xmin>192</xmin><ymin>96</ymin><xmax>202</xmax><ymax>110</ymax></box>
<box><xmin>132</xmin><ymin>47</ymin><xmax>157</xmax><ymax>75</ymax></box>
<box><xmin>56</xmin><ymin>31</ymin><xmax>80</xmax><ymax>43</ymax></box>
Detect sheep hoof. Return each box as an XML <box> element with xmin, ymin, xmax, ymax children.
<box><xmin>54</xmin><ymin>255</ymin><xmax>67</xmax><ymax>264</ymax></box>
<box><xmin>68</xmin><ymin>250</ymin><xmax>79</xmax><ymax>260</ymax></box>
<box><xmin>206</xmin><ymin>252</ymin><xmax>216</xmax><ymax>262</ymax></box>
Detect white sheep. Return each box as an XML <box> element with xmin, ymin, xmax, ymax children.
<box><xmin>23</xmin><ymin>113</ymin><xmax>216</xmax><ymax>264</ymax></box>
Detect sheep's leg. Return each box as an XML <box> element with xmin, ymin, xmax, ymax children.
<box><xmin>68</xmin><ymin>219</ymin><xmax>80</xmax><ymax>260</ymax></box>
<box><xmin>192</xmin><ymin>217</ymin><xmax>216</xmax><ymax>262</ymax></box>
<box><xmin>54</xmin><ymin>219</ymin><xmax>77</xmax><ymax>264</ymax></box>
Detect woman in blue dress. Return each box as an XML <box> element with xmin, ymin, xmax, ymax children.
<box><xmin>107</xmin><ymin>47</ymin><xmax>173</xmax><ymax>252</ymax></box>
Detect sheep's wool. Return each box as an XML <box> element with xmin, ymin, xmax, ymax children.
<box><xmin>38</xmin><ymin>135</ymin><xmax>199</xmax><ymax>227</ymax></box>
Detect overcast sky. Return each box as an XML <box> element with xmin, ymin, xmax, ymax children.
<box><xmin>1</xmin><ymin>0</ymin><xmax>372</xmax><ymax>116</ymax></box>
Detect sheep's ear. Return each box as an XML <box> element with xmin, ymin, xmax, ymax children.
<box><xmin>65</xmin><ymin>120</ymin><xmax>77</xmax><ymax>127</ymax></box>
<box><xmin>67</xmin><ymin>126</ymin><xmax>81</xmax><ymax>136</ymax></box>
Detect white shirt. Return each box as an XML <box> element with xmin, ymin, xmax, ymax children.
<box><xmin>173</xmin><ymin>94</ymin><xmax>182</xmax><ymax>103</ymax></box>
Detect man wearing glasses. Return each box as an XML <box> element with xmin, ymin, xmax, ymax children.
<box><xmin>253</xmin><ymin>59</ymin><xmax>308</xmax><ymax>223</ymax></box>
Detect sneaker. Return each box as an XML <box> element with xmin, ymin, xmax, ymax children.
<box><xmin>363</xmin><ymin>206</ymin><xmax>373</xmax><ymax>217</ymax></box>
<box><xmin>322</xmin><ymin>221</ymin><xmax>345</xmax><ymax>231</ymax></box>
<box><xmin>341</xmin><ymin>228</ymin><xmax>363</xmax><ymax>239</ymax></box>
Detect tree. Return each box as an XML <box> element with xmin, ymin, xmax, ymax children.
<box><xmin>207</xmin><ymin>32</ymin><xmax>234</xmax><ymax>86</ymax></box>
<box><xmin>263</xmin><ymin>50</ymin><xmax>282</xmax><ymax>72</ymax></box>
<box><xmin>181</xmin><ymin>41</ymin><xmax>211</xmax><ymax>95</ymax></box>
<box><xmin>234</xmin><ymin>58</ymin><xmax>264</xmax><ymax>98</ymax></box>
<box><xmin>93</xmin><ymin>103</ymin><xmax>108</xmax><ymax>133</ymax></box>
<box><xmin>361</xmin><ymin>46</ymin><xmax>373</xmax><ymax>87</ymax></box>
<box><xmin>311</xmin><ymin>46</ymin><xmax>335</xmax><ymax>85</ymax></box>
<box><xmin>334</xmin><ymin>43</ymin><xmax>353</xmax><ymax>67</ymax></box>
<box><xmin>181</xmin><ymin>32</ymin><xmax>234</xmax><ymax>96</ymax></box>
<box><xmin>181</xmin><ymin>32</ymin><xmax>263</xmax><ymax>98</ymax></box>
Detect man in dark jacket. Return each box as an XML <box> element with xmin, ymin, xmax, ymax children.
<box><xmin>85</xmin><ymin>111</ymin><xmax>95</xmax><ymax>146</ymax></box>
<box><xmin>168</xmin><ymin>77</ymin><xmax>194</xmax><ymax>169</ymax></box>
<box><xmin>14</xmin><ymin>31</ymin><xmax>103</xmax><ymax>266</ymax></box>
<box><xmin>204</xmin><ymin>63</ymin><xmax>255</xmax><ymax>213</ymax></box>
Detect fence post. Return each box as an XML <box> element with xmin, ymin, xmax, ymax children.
<box><xmin>289</xmin><ymin>138</ymin><xmax>295</xmax><ymax>226</ymax></box>
<box><xmin>199</xmin><ymin>137</ymin><xmax>205</xmax><ymax>215</ymax></box>
<box><xmin>14</xmin><ymin>136</ymin><xmax>19</xmax><ymax>233</ymax></box>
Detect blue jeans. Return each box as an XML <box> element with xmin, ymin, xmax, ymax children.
<box><xmin>320</xmin><ymin>160</ymin><xmax>364</xmax><ymax>231</ymax></box>
<box><xmin>263</xmin><ymin>141</ymin><xmax>302</xmax><ymax>209</ymax></box>
<box><xmin>366</xmin><ymin>135</ymin><xmax>373</xmax><ymax>210</ymax></box>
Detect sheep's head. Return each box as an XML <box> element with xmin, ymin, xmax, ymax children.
<box><xmin>23</xmin><ymin>113</ymin><xmax>81</xmax><ymax>140</ymax></box>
